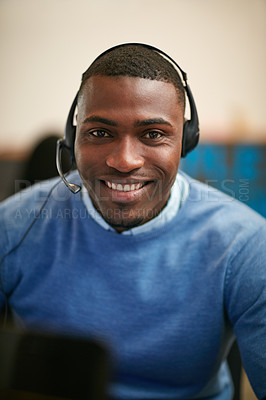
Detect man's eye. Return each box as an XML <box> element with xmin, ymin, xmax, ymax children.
<box><xmin>90</xmin><ymin>130</ymin><xmax>109</xmax><ymax>138</ymax></box>
<box><xmin>143</xmin><ymin>131</ymin><xmax>163</xmax><ymax>139</ymax></box>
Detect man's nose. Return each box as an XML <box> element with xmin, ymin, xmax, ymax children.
<box><xmin>106</xmin><ymin>137</ymin><xmax>144</xmax><ymax>172</ymax></box>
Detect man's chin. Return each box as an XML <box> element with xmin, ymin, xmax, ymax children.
<box><xmin>99</xmin><ymin>206</ymin><xmax>162</xmax><ymax>233</ymax></box>
<box><xmin>102</xmin><ymin>214</ymin><xmax>145</xmax><ymax>233</ymax></box>
<box><xmin>92</xmin><ymin>196</ymin><xmax>165</xmax><ymax>233</ymax></box>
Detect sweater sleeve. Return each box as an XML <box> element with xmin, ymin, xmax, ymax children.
<box><xmin>0</xmin><ymin>185</ymin><xmax>47</xmax><ymax>311</ymax></box>
<box><xmin>0</xmin><ymin>208</ymin><xmax>10</xmax><ymax>311</ymax></box>
<box><xmin>224</xmin><ymin>223</ymin><xmax>266</xmax><ymax>399</ymax></box>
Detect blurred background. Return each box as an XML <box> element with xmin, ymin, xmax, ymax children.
<box><xmin>0</xmin><ymin>0</ymin><xmax>265</xmax><ymax>398</ymax></box>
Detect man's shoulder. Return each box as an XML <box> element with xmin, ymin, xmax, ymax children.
<box><xmin>181</xmin><ymin>172</ymin><xmax>265</xmax><ymax>237</ymax></box>
<box><xmin>1</xmin><ymin>176</ymin><xmax>60</xmax><ymax>216</ymax></box>
<box><xmin>0</xmin><ymin>172</ymin><xmax>81</xmax><ymax>253</ymax></box>
<box><xmin>1</xmin><ymin>171</ymin><xmax>81</xmax><ymax>212</ymax></box>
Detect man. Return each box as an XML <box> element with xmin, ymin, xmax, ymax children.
<box><xmin>0</xmin><ymin>44</ymin><xmax>265</xmax><ymax>399</ymax></box>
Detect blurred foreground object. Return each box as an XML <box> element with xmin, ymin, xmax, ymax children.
<box><xmin>0</xmin><ymin>328</ymin><xmax>109</xmax><ymax>400</ymax></box>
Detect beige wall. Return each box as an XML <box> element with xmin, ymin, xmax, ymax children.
<box><xmin>0</xmin><ymin>0</ymin><xmax>266</xmax><ymax>152</ymax></box>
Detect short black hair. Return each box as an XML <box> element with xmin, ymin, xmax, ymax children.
<box><xmin>78</xmin><ymin>44</ymin><xmax>185</xmax><ymax>109</ymax></box>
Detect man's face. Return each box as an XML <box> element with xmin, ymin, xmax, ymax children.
<box><xmin>75</xmin><ymin>75</ymin><xmax>184</xmax><ymax>232</ymax></box>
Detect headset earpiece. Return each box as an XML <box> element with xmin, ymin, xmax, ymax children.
<box><xmin>181</xmin><ymin>84</ymin><xmax>200</xmax><ymax>157</ymax></box>
<box><xmin>64</xmin><ymin>93</ymin><xmax>78</xmax><ymax>161</ymax></box>
<box><xmin>56</xmin><ymin>93</ymin><xmax>80</xmax><ymax>193</ymax></box>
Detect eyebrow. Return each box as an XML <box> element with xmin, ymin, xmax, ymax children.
<box><xmin>82</xmin><ymin>115</ymin><xmax>117</xmax><ymax>126</ymax></box>
<box><xmin>135</xmin><ymin>118</ymin><xmax>172</xmax><ymax>127</ymax></box>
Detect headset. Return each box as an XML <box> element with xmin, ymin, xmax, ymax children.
<box><xmin>56</xmin><ymin>43</ymin><xmax>200</xmax><ymax>194</ymax></box>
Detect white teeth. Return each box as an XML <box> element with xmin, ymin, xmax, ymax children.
<box><xmin>105</xmin><ymin>181</ymin><xmax>144</xmax><ymax>192</ymax></box>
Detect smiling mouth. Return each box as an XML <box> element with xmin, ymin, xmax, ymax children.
<box><xmin>104</xmin><ymin>180</ymin><xmax>147</xmax><ymax>192</ymax></box>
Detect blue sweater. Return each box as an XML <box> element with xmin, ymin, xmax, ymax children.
<box><xmin>0</xmin><ymin>171</ymin><xmax>265</xmax><ymax>399</ymax></box>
